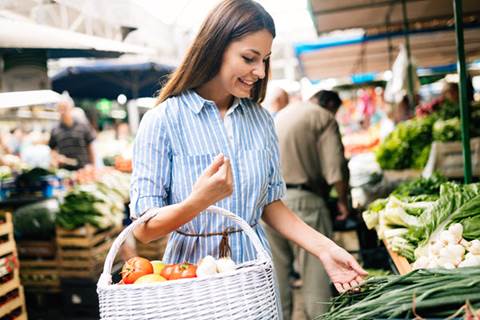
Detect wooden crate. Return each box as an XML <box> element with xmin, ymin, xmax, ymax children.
<box><xmin>383</xmin><ymin>239</ymin><xmax>412</xmax><ymax>275</ymax></box>
<box><xmin>17</xmin><ymin>240</ymin><xmax>56</xmax><ymax>259</ymax></box>
<box><xmin>136</xmin><ymin>234</ymin><xmax>169</xmax><ymax>260</ymax></box>
<box><xmin>0</xmin><ymin>285</ymin><xmax>28</xmax><ymax>320</ymax></box>
<box><xmin>20</xmin><ymin>258</ymin><xmax>60</xmax><ymax>292</ymax></box>
<box><xmin>0</xmin><ymin>212</ymin><xmax>16</xmax><ymax>258</ymax></box>
<box><xmin>0</xmin><ymin>270</ymin><xmax>28</xmax><ymax>320</ymax></box>
<box><xmin>423</xmin><ymin>137</ymin><xmax>480</xmax><ymax>178</ymax></box>
<box><xmin>0</xmin><ymin>212</ymin><xmax>28</xmax><ymax>320</ymax></box>
<box><xmin>56</xmin><ymin>224</ymin><xmax>121</xmax><ymax>279</ymax></box>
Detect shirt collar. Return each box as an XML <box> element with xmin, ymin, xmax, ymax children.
<box><xmin>182</xmin><ymin>89</ymin><xmax>247</xmax><ymax>115</ymax></box>
<box><xmin>60</xmin><ymin>120</ymin><xmax>77</xmax><ymax>129</ymax></box>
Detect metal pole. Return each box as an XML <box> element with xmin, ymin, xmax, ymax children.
<box><xmin>453</xmin><ymin>0</ymin><xmax>472</xmax><ymax>183</ymax></box>
<box><xmin>386</xmin><ymin>2</ymin><xmax>395</xmax><ymax>70</ymax></box>
<box><xmin>401</xmin><ymin>0</ymin><xmax>415</xmax><ymax>109</ymax></box>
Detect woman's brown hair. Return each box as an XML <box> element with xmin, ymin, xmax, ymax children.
<box><xmin>157</xmin><ymin>0</ymin><xmax>275</xmax><ymax>105</ymax></box>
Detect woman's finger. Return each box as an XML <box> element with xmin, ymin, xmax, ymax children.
<box><xmin>213</xmin><ymin>157</ymin><xmax>229</xmax><ymax>178</ymax></box>
<box><xmin>341</xmin><ymin>282</ymin><xmax>352</xmax><ymax>292</ymax></box>
<box><xmin>349</xmin><ymin>258</ymin><xmax>368</xmax><ymax>276</ymax></box>
<box><xmin>355</xmin><ymin>275</ymin><xmax>365</xmax><ymax>284</ymax></box>
<box><xmin>350</xmin><ymin>279</ymin><xmax>360</xmax><ymax>288</ymax></box>
<box><xmin>334</xmin><ymin>282</ymin><xmax>344</xmax><ymax>293</ymax></box>
<box><xmin>225</xmin><ymin>157</ymin><xmax>233</xmax><ymax>182</ymax></box>
<box><xmin>349</xmin><ymin>279</ymin><xmax>361</xmax><ymax>292</ymax></box>
<box><xmin>204</xmin><ymin>153</ymin><xmax>225</xmax><ymax>176</ymax></box>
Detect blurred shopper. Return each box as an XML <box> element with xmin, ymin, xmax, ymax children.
<box><xmin>21</xmin><ymin>131</ymin><xmax>51</xmax><ymax>169</ymax></box>
<box><xmin>5</xmin><ymin>128</ymin><xmax>24</xmax><ymax>156</ymax></box>
<box><xmin>49</xmin><ymin>98</ymin><xmax>96</xmax><ymax>170</ymax></box>
<box><xmin>267</xmin><ymin>87</ymin><xmax>289</xmax><ymax>117</ymax></box>
<box><xmin>265</xmin><ymin>89</ymin><xmax>351</xmax><ymax>319</ymax></box>
<box><xmin>130</xmin><ymin>2</ymin><xmax>365</xmax><ymax>317</ymax></box>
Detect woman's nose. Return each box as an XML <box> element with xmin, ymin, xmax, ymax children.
<box><xmin>252</xmin><ymin>63</ymin><xmax>265</xmax><ymax>80</ymax></box>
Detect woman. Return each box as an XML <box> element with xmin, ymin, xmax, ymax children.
<box><xmin>130</xmin><ymin>0</ymin><xmax>366</xmax><ymax>298</ymax></box>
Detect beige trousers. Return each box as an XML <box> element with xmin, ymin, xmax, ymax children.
<box><xmin>265</xmin><ymin>189</ymin><xmax>333</xmax><ymax>320</ymax></box>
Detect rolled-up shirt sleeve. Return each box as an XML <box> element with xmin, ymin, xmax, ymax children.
<box><xmin>129</xmin><ymin>108</ymin><xmax>172</xmax><ymax>219</ymax></box>
<box><xmin>266</xmin><ymin>116</ymin><xmax>286</xmax><ymax>204</ymax></box>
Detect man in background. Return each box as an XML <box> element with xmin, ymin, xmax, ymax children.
<box><xmin>265</xmin><ymin>89</ymin><xmax>350</xmax><ymax>319</ymax></box>
<box><xmin>49</xmin><ymin>98</ymin><xmax>96</xmax><ymax>170</ymax></box>
<box><xmin>266</xmin><ymin>86</ymin><xmax>289</xmax><ymax>117</ymax></box>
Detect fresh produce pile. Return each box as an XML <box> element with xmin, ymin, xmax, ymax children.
<box><xmin>13</xmin><ymin>199</ymin><xmax>59</xmax><ymax>240</ymax></box>
<box><xmin>320</xmin><ymin>267</ymin><xmax>480</xmax><ymax>320</ymax></box>
<box><xmin>376</xmin><ymin>99</ymin><xmax>480</xmax><ymax>170</ymax></box>
<box><xmin>119</xmin><ymin>255</ymin><xmax>236</xmax><ymax>285</ymax></box>
<box><xmin>56</xmin><ymin>169</ymin><xmax>130</xmax><ymax>230</ymax></box>
<box><xmin>375</xmin><ymin>116</ymin><xmax>434</xmax><ymax>170</ymax></box>
<box><xmin>363</xmin><ymin>175</ymin><xmax>480</xmax><ymax>269</ymax></box>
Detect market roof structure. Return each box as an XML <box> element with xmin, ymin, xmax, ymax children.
<box><xmin>296</xmin><ymin>23</ymin><xmax>480</xmax><ymax>80</ymax></box>
<box><xmin>308</xmin><ymin>0</ymin><xmax>480</xmax><ymax>35</ymax></box>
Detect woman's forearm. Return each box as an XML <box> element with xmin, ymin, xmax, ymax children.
<box><xmin>262</xmin><ymin>200</ymin><xmax>335</xmax><ymax>259</ymax></box>
<box><xmin>133</xmin><ymin>196</ymin><xmax>208</xmax><ymax>243</ymax></box>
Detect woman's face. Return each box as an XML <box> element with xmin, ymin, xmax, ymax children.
<box><xmin>217</xmin><ymin>29</ymin><xmax>273</xmax><ymax>98</ymax></box>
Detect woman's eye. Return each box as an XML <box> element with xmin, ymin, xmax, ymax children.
<box><xmin>242</xmin><ymin>56</ymin><xmax>254</xmax><ymax>63</ymax></box>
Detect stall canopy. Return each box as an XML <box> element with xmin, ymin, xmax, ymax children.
<box><xmin>51</xmin><ymin>61</ymin><xmax>173</xmax><ymax>100</ymax></box>
<box><xmin>308</xmin><ymin>0</ymin><xmax>480</xmax><ymax>35</ymax></box>
<box><xmin>0</xmin><ymin>90</ymin><xmax>62</xmax><ymax>109</ymax></box>
<box><xmin>296</xmin><ymin>23</ymin><xmax>480</xmax><ymax>80</ymax></box>
<box><xmin>0</xmin><ymin>17</ymin><xmax>154</xmax><ymax>58</ymax></box>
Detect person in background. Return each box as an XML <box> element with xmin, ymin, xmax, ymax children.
<box><xmin>379</xmin><ymin>103</ymin><xmax>396</xmax><ymax>141</ymax></box>
<box><xmin>130</xmin><ymin>1</ymin><xmax>366</xmax><ymax>318</ymax></box>
<box><xmin>5</xmin><ymin>128</ymin><xmax>24</xmax><ymax>156</ymax></box>
<box><xmin>49</xmin><ymin>98</ymin><xmax>96</xmax><ymax>170</ymax></box>
<box><xmin>442</xmin><ymin>82</ymin><xmax>459</xmax><ymax>104</ymax></box>
<box><xmin>20</xmin><ymin>131</ymin><xmax>51</xmax><ymax>169</ymax></box>
<box><xmin>265</xmin><ymin>89</ymin><xmax>351</xmax><ymax>319</ymax></box>
<box><xmin>267</xmin><ymin>86</ymin><xmax>289</xmax><ymax>117</ymax></box>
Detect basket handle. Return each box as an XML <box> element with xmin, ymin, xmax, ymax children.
<box><xmin>97</xmin><ymin>205</ymin><xmax>269</xmax><ymax>287</ymax></box>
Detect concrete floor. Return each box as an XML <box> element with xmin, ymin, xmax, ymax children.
<box><xmin>292</xmin><ymin>287</ymin><xmax>307</xmax><ymax>320</ymax></box>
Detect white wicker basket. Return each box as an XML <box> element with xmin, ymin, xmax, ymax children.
<box><xmin>97</xmin><ymin>206</ymin><xmax>281</xmax><ymax>320</ymax></box>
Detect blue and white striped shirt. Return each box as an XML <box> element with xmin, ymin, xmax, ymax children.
<box><xmin>130</xmin><ymin>89</ymin><xmax>286</xmax><ymax>264</ymax></box>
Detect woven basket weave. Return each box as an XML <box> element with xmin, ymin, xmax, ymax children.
<box><xmin>97</xmin><ymin>206</ymin><xmax>281</xmax><ymax>320</ymax></box>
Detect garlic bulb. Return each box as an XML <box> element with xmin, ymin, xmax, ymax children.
<box><xmin>439</xmin><ymin>230</ymin><xmax>457</xmax><ymax>246</ymax></box>
<box><xmin>458</xmin><ymin>255</ymin><xmax>480</xmax><ymax>267</ymax></box>
<box><xmin>196</xmin><ymin>255</ymin><xmax>218</xmax><ymax>277</ymax></box>
<box><xmin>412</xmin><ymin>256</ymin><xmax>429</xmax><ymax>270</ymax></box>
<box><xmin>447</xmin><ymin>223</ymin><xmax>463</xmax><ymax>243</ymax></box>
<box><xmin>469</xmin><ymin>240</ymin><xmax>480</xmax><ymax>255</ymax></box>
<box><xmin>216</xmin><ymin>257</ymin><xmax>236</xmax><ymax>273</ymax></box>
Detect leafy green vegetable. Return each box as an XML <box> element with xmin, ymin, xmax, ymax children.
<box><xmin>14</xmin><ymin>199</ymin><xmax>59</xmax><ymax>240</ymax></box>
<box><xmin>367</xmin><ymin>199</ymin><xmax>388</xmax><ymax>212</ymax></box>
<box><xmin>461</xmin><ymin>215</ymin><xmax>480</xmax><ymax>240</ymax></box>
<box><xmin>392</xmin><ymin>173</ymin><xmax>447</xmax><ymax>197</ymax></box>
<box><xmin>432</xmin><ymin>117</ymin><xmax>461</xmax><ymax>142</ymax></box>
<box><xmin>414</xmin><ymin>182</ymin><xmax>480</xmax><ymax>258</ymax></box>
<box><xmin>56</xmin><ymin>191</ymin><xmax>104</xmax><ymax>230</ymax></box>
<box><xmin>376</xmin><ymin>116</ymin><xmax>435</xmax><ymax>170</ymax></box>
<box><xmin>319</xmin><ymin>268</ymin><xmax>480</xmax><ymax>320</ymax></box>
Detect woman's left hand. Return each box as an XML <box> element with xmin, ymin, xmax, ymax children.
<box><xmin>318</xmin><ymin>244</ymin><xmax>368</xmax><ymax>293</ymax></box>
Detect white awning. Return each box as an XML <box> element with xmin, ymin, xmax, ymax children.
<box><xmin>309</xmin><ymin>0</ymin><xmax>480</xmax><ymax>34</ymax></box>
<box><xmin>0</xmin><ymin>90</ymin><xmax>62</xmax><ymax>109</ymax></box>
<box><xmin>0</xmin><ymin>17</ymin><xmax>155</xmax><ymax>55</ymax></box>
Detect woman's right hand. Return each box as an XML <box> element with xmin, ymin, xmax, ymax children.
<box><xmin>188</xmin><ymin>154</ymin><xmax>233</xmax><ymax>210</ymax></box>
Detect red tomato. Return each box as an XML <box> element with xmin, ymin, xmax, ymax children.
<box><xmin>160</xmin><ymin>264</ymin><xmax>176</xmax><ymax>280</ymax></box>
<box><xmin>121</xmin><ymin>257</ymin><xmax>153</xmax><ymax>284</ymax></box>
<box><xmin>169</xmin><ymin>263</ymin><xmax>197</xmax><ymax>280</ymax></box>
